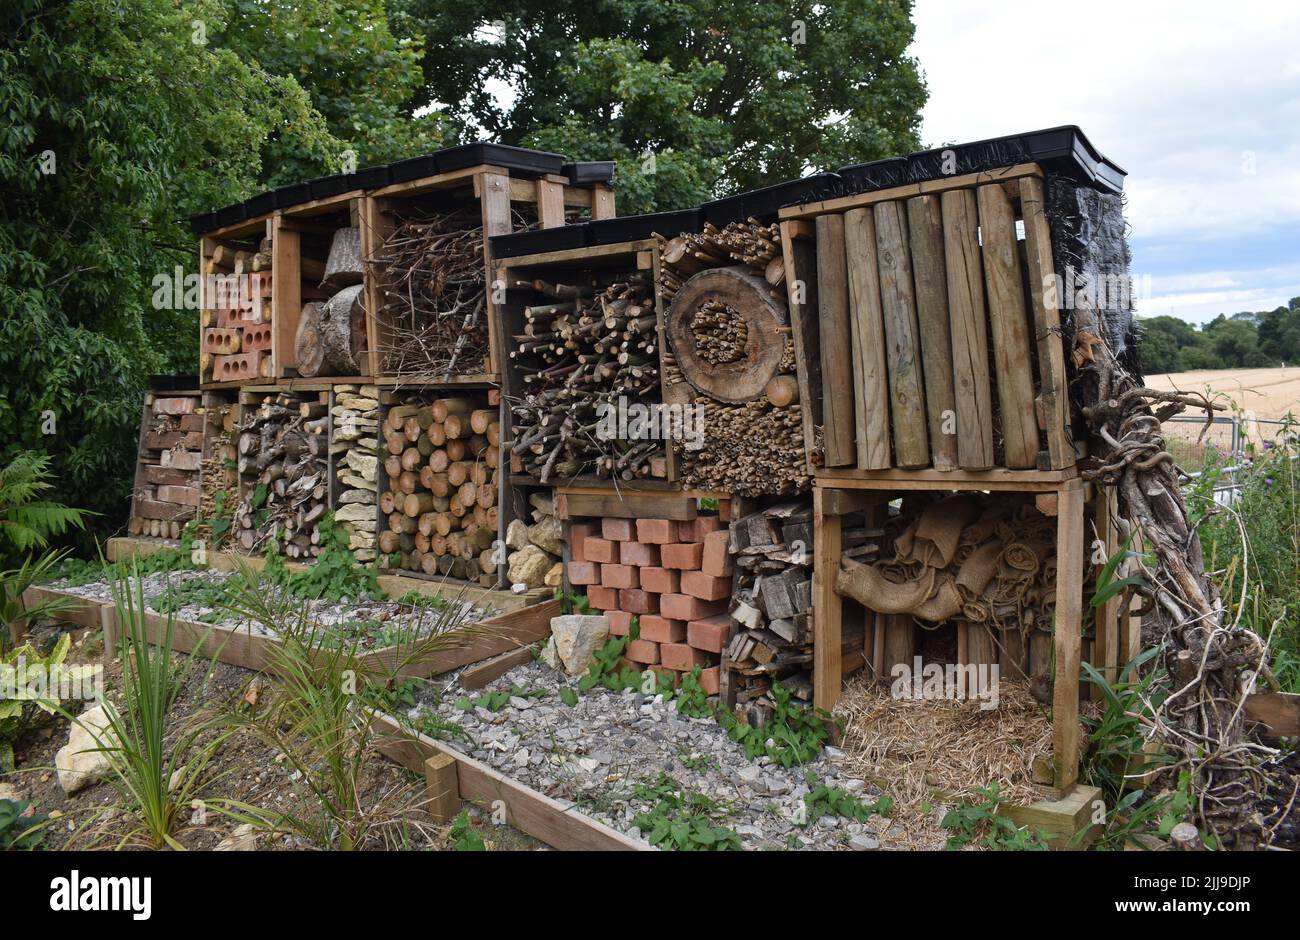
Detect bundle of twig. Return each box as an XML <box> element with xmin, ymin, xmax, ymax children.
<box><xmin>1074</xmin><ymin>289</ymin><xmax>1275</xmax><ymax>848</ymax></box>
<box><xmin>506</xmin><ymin>275</ymin><xmax>664</xmax><ymax>483</ymax></box>
<box><xmin>374</xmin><ymin>208</ymin><xmax>489</xmax><ymax>377</ymax></box>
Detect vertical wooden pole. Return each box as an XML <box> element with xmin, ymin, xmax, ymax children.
<box><xmin>843</xmin><ymin>207</ymin><xmax>892</xmax><ymax>469</ymax></box>
<box><xmin>815</xmin><ymin>214</ymin><xmax>855</xmax><ymax>467</ymax></box>
<box><xmin>270</xmin><ymin>215</ymin><xmax>301</xmax><ymax>378</ymax></box>
<box><xmin>100</xmin><ymin>602</ymin><xmax>119</xmax><ymax>662</ymax></box>
<box><xmin>977</xmin><ymin>183</ymin><xmax>1039</xmax><ymax>469</ymax></box>
<box><xmin>358</xmin><ymin>195</ymin><xmax>390</xmax><ymax>378</ymax></box>
<box><xmin>941</xmin><ymin>189</ymin><xmax>994</xmax><ymax>470</ymax></box>
<box><xmin>423</xmin><ymin>753</ymin><xmax>460</xmax><ymax>823</ymax></box>
<box><xmin>536</xmin><ymin>179</ymin><xmax>566</xmax><ymax>229</ymax></box>
<box><xmin>779</xmin><ymin>220</ymin><xmax>822</xmax><ymax>474</ymax></box>
<box><xmin>1092</xmin><ymin>488</ymin><xmax>1121</xmax><ymax>686</ymax></box>
<box><xmin>813</xmin><ymin>486</ymin><xmax>843</xmax><ymax>712</ymax></box>
<box><xmin>1053</xmin><ymin>481</ymin><xmax>1085</xmax><ymax>791</ymax></box>
<box><xmin>906</xmin><ymin>194</ymin><xmax>958</xmax><ymax>471</ymax></box>
<box><xmin>479</xmin><ymin>170</ymin><xmax>513</xmax><ymax>378</ymax></box>
<box><xmin>590</xmin><ymin>184</ymin><xmax>616</xmax><ymax>219</ymax></box>
<box><xmin>873</xmin><ymin>201</ymin><xmax>930</xmax><ymax>468</ymax></box>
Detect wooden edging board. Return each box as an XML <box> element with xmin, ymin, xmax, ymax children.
<box><xmin>22</xmin><ymin>584</ymin><xmax>559</xmax><ymax>682</ymax></box>
<box><xmin>368</xmin><ymin>709</ymin><xmax>652</xmax><ymax>851</ymax></box>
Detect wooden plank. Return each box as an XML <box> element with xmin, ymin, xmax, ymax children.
<box><xmin>590</xmin><ymin>184</ymin><xmax>616</xmax><ymax>220</ymax></box>
<box><xmin>1092</xmin><ymin>488</ymin><xmax>1121</xmax><ymax>686</ymax></box>
<box><xmin>843</xmin><ymin>207</ymin><xmax>891</xmax><ymax>470</ymax></box>
<box><xmin>812</xmin><ymin>486</ymin><xmax>842</xmax><ymax>711</ymax></box>
<box><xmin>22</xmin><ymin>586</ymin><xmax>108</xmax><ymax>631</ymax></box>
<box><xmin>977</xmin><ymin>183</ymin><xmax>1039</xmax><ymax>469</ymax></box>
<box><xmin>781</xmin><ymin>163</ymin><xmax>1044</xmax><ymax>220</ymax></box>
<box><xmin>480</xmin><ymin>169</ymin><xmax>513</xmax><ymax>379</ymax></box>
<box><xmin>494</xmin><ymin>239</ymin><xmax>655</xmax><ymax>270</ymax></box>
<box><xmin>358</xmin><ymin>195</ymin><xmax>393</xmax><ymax>378</ymax></box>
<box><xmin>814</xmin><ymin>214</ymin><xmax>855</xmax><ymax>467</ymax></box>
<box><xmin>370</xmin><ymin>711</ymin><xmax>650</xmax><ymax>850</ymax></box>
<box><xmin>905</xmin><ymin>194</ymin><xmax>957</xmax><ymax>471</ymax></box>
<box><xmin>373</xmin><ymin>164</ymin><xmax>507</xmax><ymax>198</ymax></box>
<box><xmin>1019</xmin><ymin>175</ymin><xmax>1075</xmax><ymax>470</ymax></box>
<box><xmin>873</xmin><ymin>201</ymin><xmax>929</xmax><ymax>468</ymax></box>
<box><xmin>271</xmin><ymin>216</ymin><xmax>302</xmax><ymax>377</ymax></box>
<box><xmin>1244</xmin><ymin>692</ymin><xmax>1300</xmax><ymax>737</ymax></box>
<box><xmin>556</xmin><ymin>492</ymin><xmax>697</xmax><ymax>522</ymax></box>
<box><xmin>536</xmin><ymin>179</ymin><xmax>566</xmax><ymax>229</ymax></box>
<box><xmin>460</xmin><ymin>646</ymin><xmax>536</xmax><ymax>690</ymax></box>
<box><xmin>1002</xmin><ymin>784</ymin><xmax>1102</xmax><ymax>849</ymax></box>
<box><xmin>817</xmin><ymin>465</ymin><xmax>1076</xmax><ymax>492</ymax></box>
<box><xmin>779</xmin><ymin>221</ymin><xmax>822</xmax><ymax>473</ymax></box>
<box><xmin>1052</xmin><ymin>481</ymin><xmax>1085</xmax><ymax>790</ymax></box>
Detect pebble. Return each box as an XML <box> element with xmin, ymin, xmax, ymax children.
<box><xmin>849</xmin><ymin>833</ymin><xmax>881</xmax><ymax>851</ymax></box>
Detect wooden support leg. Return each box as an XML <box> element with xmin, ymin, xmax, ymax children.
<box><xmin>1092</xmin><ymin>487</ymin><xmax>1121</xmax><ymax>686</ymax></box>
<box><xmin>813</xmin><ymin>486</ymin><xmax>843</xmax><ymax>712</ymax></box>
<box><xmin>100</xmin><ymin>603</ymin><xmax>119</xmax><ymax>662</ymax></box>
<box><xmin>423</xmin><ymin>753</ymin><xmax>460</xmax><ymax>823</ymax></box>
<box><xmin>1052</xmin><ymin>481</ymin><xmax>1085</xmax><ymax>791</ymax></box>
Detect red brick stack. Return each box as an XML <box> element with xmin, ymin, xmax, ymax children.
<box><xmin>567</xmin><ymin>515</ymin><xmax>735</xmax><ymax>695</ymax></box>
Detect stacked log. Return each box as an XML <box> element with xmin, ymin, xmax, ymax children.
<box><xmin>504</xmin><ymin>491</ymin><xmax>564</xmax><ymax>589</ymax></box>
<box><xmin>294</xmin><ymin>227</ymin><xmax>367</xmax><ymax>377</ymax></box>
<box><xmin>196</xmin><ymin>395</ymin><xmax>238</xmax><ymax>547</ymax></box>
<box><xmin>200</xmin><ymin>238</ymin><xmax>274</xmax><ymax>383</ymax></box>
<box><xmin>232</xmin><ymin>391</ymin><xmax>330</xmax><ymax>557</ymax></box>
<box><xmin>371</xmin><ymin>207</ymin><xmax>495</xmax><ymax>378</ymax></box>
<box><xmin>376</xmin><ymin>392</ymin><xmax>500</xmax><ymax>585</ymax></box>
<box><xmin>328</xmin><ymin>384</ymin><xmax>381</xmax><ymax>562</ymax></box>
<box><xmin>129</xmin><ymin>393</ymin><xmax>203</xmax><ymax>539</ymax></box>
<box><xmin>507</xmin><ymin>273</ymin><xmax>666</xmax><ymax>482</ymax></box>
<box><xmin>722</xmin><ymin>501</ymin><xmax>818</xmax><ymax>721</ymax></box>
<box><xmin>658</xmin><ymin>220</ymin><xmax>808</xmax><ymax>494</ymax></box>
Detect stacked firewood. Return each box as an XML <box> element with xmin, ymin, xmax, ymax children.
<box><xmin>197</xmin><ymin>396</ymin><xmax>237</xmax><ymax>547</ymax></box>
<box><xmin>232</xmin><ymin>391</ymin><xmax>329</xmax><ymax>556</ymax></box>
<box><xmin>377</xmin><ymin>392</ymin><xmax>500</xmax><ymax>584</ymax></box>
<box><xmin>507</xmin><ymin>273</ymin><xmax>666</xmax><ymax>482</ymax></box>
<box><xmin>328</xmin><ymin>384</ymin><xmax>381</xmax><ymax>562</ymax></box>
<box><xmin>722</xmin><ymin>501</ymin><xmax>817</xmax><ymax>719</ymax></box>
<box><xmin>200</xmin><ymin>241</ymin><xmax>276</xmax><ymax>383</ymax></box>
<box><xmin>129</xmin><ymin>394</ymin><xmax>203</xmax><ymax>539</ymax></box>
<box><xmin>658</xmin><ymin>220</ymin><xmax>808</xmax><ymax>495</ymax></box>
<box><xmin>372</xmin><ymin>208</ymin><xmax>492</xmax><ymax>378</ymax></box>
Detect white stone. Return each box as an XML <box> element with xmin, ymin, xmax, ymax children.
<box><xmin>505</xmin><ymin>519</ymin><xmax>530</xmax><ymax>551</ymax></box>
<box><xmin>550</xmin><ymin>614</ymin><xmax>610</xmax><ymax>676</ymax></box>
<box><xmin>56</xmin><ymin>703</ymin><xmax>120</xmax><ymax>795</ymax></box>
<box><xmin>215</xmin><ymin>823</ymin><xmax>259</xmax><ymax>851</ymax></box>
<box><xmin>527</xmin><ymin>515</ymin><xmax>564</xmax><ymax>555</ymax></box>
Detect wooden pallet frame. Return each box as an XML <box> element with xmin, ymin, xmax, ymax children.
<box><xmin>811</xmin><ymin>468</ymin><xmax>1140</xmax><ymax>793</ymax></box>
<box><xmin>779</xmin><ymin>163</ymin><xmax>1075</xmax><ymax>476</ymax></box>
<box><xmin>360</xmin><ymin>165</ymin><xmax>615</xmax><ymax>384</ymax></box>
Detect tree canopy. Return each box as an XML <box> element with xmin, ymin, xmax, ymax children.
<box><xmin>1138</xmin><ymin>300</ymin><xmax>1300</xmax><ymax>374</ymax></box>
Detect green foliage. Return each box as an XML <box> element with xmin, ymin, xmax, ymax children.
<box><xmin>0</xmin><ymin>799</ymin><xmax>50</xmax><ymax>850</ymax></box>
<box><xmin>1138</xmin><ymin>300</ymin><xmax>1300</xmax><ymax>373</ymax></box>
<box><xmin>802</xmin><ymin>786</ymin><xmax>892</xmax><ymax>825</ymax></box>
<box><xmin>399</xmin><ymin>0</ymin><xmax>926</xmax><ymax>213</ymax></box>
<box><xmin>454</xmin><ymin>684</ymin><xmax>546</xmax><ymax>713</ymax></box>
<box><xmin>554</xmin><ymin>588</ymin><xmax>594</xmax><ymax>615</ymax></box>
<box><xmin>448</xmin><ymin>810</ymin><xmax>486</xmax><ymax>851</ymax></box>
<box><xmin>718</xmin><ymin>681</ymin><xmax>836</xmax><ymax>768</ymax></box>
<box><xmin>674</xmin><ymin>666</ymin><xmax>713</xmax><ymax>719</ymax></box>
<box><xmin>261</xmin><ymin>514</ymin><xmax>383</xmax><ymax>603</ymax></box>
<box><xmin>0</xmin><ymin>453</ymin><xmax>91</xmax><ymax>559</ymax></box>
<box><xmin>577</xmin><ymin>621</ymin><xmax>645</xmax><ymax>693</ymax></box>
<box><xmin>1079</xmin><ymin>647</ymin><xmax>1169</xmax><ymax>801</ymax></box>
<box><xmin>1</xmin><ymin>632</ymin><xmax>97</xmax><ymax>772</ymax></box>
<box><xmin>631</xmin><ymin>773</ymin><xmax>742</xmax><ymax>851</ymax></box>
<box><xmin>941</xmin><ymin>783</ymin><xmax>1050</xmax><ymax>851</ymax></box>
<box><xmin>559</xmin><ymin>686</ymin><xmax>578</xmax><ymax>707</ymax></box>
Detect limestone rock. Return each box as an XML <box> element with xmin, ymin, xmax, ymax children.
<box><xmin>215</xmin><ymin>823</ymin><xmax>259</xmax><ymax>851</ymax></box>
<box><xmin>345</xmin><ymin>450</ymin><xmax>377</xmax><ymax>481</ymax></box>
<box><xmin>544</xmin><ymin>562</ymin><xmax>564</xmax><ymax>588</ymax></box>
<box><xmin>333</xmin><ymin>502</ymin><xmax>374</xmax><ymax>525</ymax></box>
<box><xmin>527</xmin><ymin>515</ymin><xmax>564</xmax><ymax>556</ymax></box>
<box><xmin>507</xmin><ymin>544</ymin><xmax>553</xmax><ymax>588</ymax></box>
<box><xmin>56</xmin><ymin>704</ymin><xmax>120</xmax><ymax>795</ymax></box>
<box><xmin>506</xmin><ymin>519</ymin><xmax>530</xmax><ymax>551</ymax></box>
<box><xmin>528</xmin><ymin>492</ymin><xmax>555</xmax><ymax>516</ymax></box>
<box><xmin>550</xmin><ymin>614</ymin><xmax>610</xmax><ymax>675</ymax></box>
<box><xmin>338</xmin><ymin>489</ymin><xmax>373</xmax><ymax>505</ymax></box>
<box><xmin>540</xmin><ymin>636</ymin><xmax>561</xmax><ymax>670</ymax></box>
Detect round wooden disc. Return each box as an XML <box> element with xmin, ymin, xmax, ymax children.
<box><xmin>664</xmin><ymin>265</ymin><xmax>787</xmax><ymax>403</ymax></box>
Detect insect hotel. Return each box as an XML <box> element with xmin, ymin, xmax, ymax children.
<box><xmin>50</xmin><ymin>127</ymin><xmax>1155</xmax><ymax>846</ymax></box>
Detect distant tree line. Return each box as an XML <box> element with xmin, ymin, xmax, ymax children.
<box><xmin>1138</xmin><ymin>298</ymin><xmax>1300</xmax><ymax>373</ymax></box>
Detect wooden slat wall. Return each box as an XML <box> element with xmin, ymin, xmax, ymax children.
<box><xmin>792</xmin><ymin>169</ymin><xmax>1075</xmax><ymax>474</ymax></box>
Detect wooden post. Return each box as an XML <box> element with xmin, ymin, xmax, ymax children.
<box><xmin>1052</xmin><ymin>480</ymin><xmax>1085</xmax><ymax>790</ymax></box>
<box><xmin>590</xmin><ymin>184</ymin><xmax>616</xmax><ymax>219</ymax></box>
<box><xmin>423</xmin><ymin>752</ymin><xmax>460</xmax><ymax>822</ymax></box>
<box><xmin>536</xmin><ymin>179</ymin><xmax>566</xmax><ymax>229</ymax></box>
<box><xmin>881</xmin><ymin>614</ymin><xmax>916</xmax><ymax>677</ymax></box>
<box><xmin>359</xmin><ymin>196</ymin><xmax>394</xmax><ymax>378</ymax></box>
<box><xmin>815</xmin><ymin>214</ymin><xmax>855</xmax><ymax>467</ymax></box>
<box><xmin>100</xmin><ymin>602</ymin><xmax>119</xmax><ymax>662</ymax></box>
<box><xmin>873</xmin><ymin>201</ymin><xmax>929</xmax><ymax>468</ymax></box>
<box><xmin>906</xmin><ymin>194</ymin><xmax>958</xmax><ymax>471</ymax></box>
<box><xmin>271</xmin><ymin>215</ymin><xmax>301</xmax><ymax>377</ymax></box>
<box><xmin>843</xmin><ymin>207</ymin><xmax>891</xmax><ymax>469</ymax></box>
<box><xmin>479</xmin><ymin>170</ymin><xmax>513</xmax><ymax>378</ymax></box>
<box><xmin>941</xmin><ymin>189</ymin><xmax>994</xmax><ymax>470</ymax></box>
<box><xmin>812</xmin><ymin>485</ymin><xmax>843</xmax><ymax>711</ymax></box>
<box><xmin>779</xmin><ymin>220</ymin><xmax>822</xmax><ymax>474</ymax></box>
<box><xmin>1019</xmin><ymin>176</ymin><xmax>1075</xmax><ymax>470</ymax></box>
<box><xmin>1092</xmin><ymin>488</ymin><xmax>1121</xmax><ymax>686</ymax></box>
<box><xmin>977</xmin><ymin>183</ymin><xmax>1039</xmax><ymax>469</ymax></box>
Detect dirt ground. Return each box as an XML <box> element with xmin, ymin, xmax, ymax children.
<box><xmin>2</xmin><ymin>620</ymin><xmax>541</xmax><ymax>851</ymax></box>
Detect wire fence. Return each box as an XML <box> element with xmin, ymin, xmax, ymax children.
<box><xmin>1167</xmin><ymin>414</ymin><xmax>1296</xmax><ymax>505</ymax></box>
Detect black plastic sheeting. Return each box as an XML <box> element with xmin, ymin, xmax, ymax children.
<box><xmin>1045</xmin><ymin>175</ymin><xmax>1140</xmax><ymax>378</ymax></box>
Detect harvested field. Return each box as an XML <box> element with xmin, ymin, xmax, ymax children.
<box><xmin>1144</xmin><ymin>367</ymin><xmax>1300</xmax><ymax>464</ymax></box>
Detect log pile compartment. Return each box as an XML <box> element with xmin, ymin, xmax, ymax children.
<box><xmin>329</xmin><ymin>383</ymin><xmax>382</xmax><ymax>562</ymax></box>
<box><xmin>196</xmin><ymin>390</ymin><xmax>239</xmax><ymax>549</ymax></box>
<box><xmin>376</xmin><ymin>389</ymin><xmax>501</xmax><ymax>584</ymax></box>
<box><xmin>724</xmin><ymin>500</ymin><xmax>817</xmax><ymax>721</ymax></box>
<box><xmin>129</xmin><ymin>391</ymin><xmax>205</xmax><ymax>539</ymax></box>
<box><xmin>365</xmin><ymin>185</ymin><xmax>534</xmax><ymax>383</ymax></box>
<box><xmin>232</xmin><ymin>389</ymin><xmax>332</xmax><ymax>557</ymax></box>
<box><xmin>832</xmin><ymin>491</ymin><xmax>1066</xmax><ymax>693</ymax></box>
<box><xmin>657</xmin><ymin>221</ymin><xmax>807</xmax><ymax>496</ymax></box>
<box><xmin>792</xmin><ymin>172</ymin><xmax>1074</xmax><ymax>475</ymax></box>
<box><xmin>279</xmin><ymin>199</ymin><xmax>369</xmax><ymax>381</ymax></box>
<box><xmin>499</xmin><ymin>244</ymin><xmax>670</xmax><ymax>485</ymax></box>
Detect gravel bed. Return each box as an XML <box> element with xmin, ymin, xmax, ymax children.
<box><xmin>401</xmin><ymin>662</ymin><xmax>898</xmax><ymax>851</ymax></box>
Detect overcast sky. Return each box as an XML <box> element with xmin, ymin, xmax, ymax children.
<box><xmin>909</xmin><ymin>0</ymin><xmax>1300</xmax><ymax>325</ymax></box>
